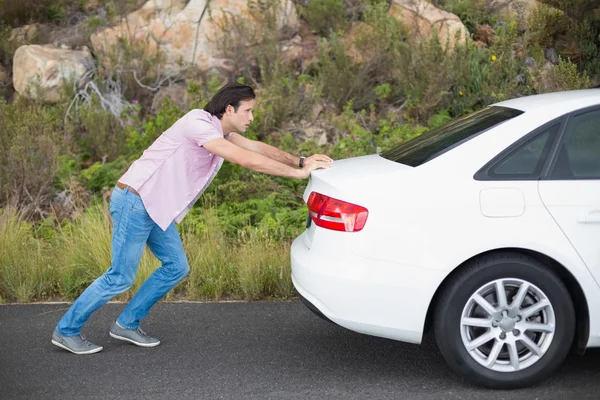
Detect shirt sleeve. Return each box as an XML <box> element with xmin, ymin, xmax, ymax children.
<box><xmin>188</xmin><ymin>117</ymin><xmax>224</xmax><ymax>147</ymax></box>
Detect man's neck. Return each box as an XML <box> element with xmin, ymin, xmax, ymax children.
<box><xmin>220</xmin><ymin>119</ymin><xmax>235</xmax><ymax>136</ymax></box>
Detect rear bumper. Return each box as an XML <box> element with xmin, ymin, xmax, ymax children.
<box><xmin>291</xmin><ymin>231</ymin><xmax>444</xmax><ymax>344</ymax></box>
<box><xmin>297</xmin><ymin>291</ymin><xmax>337</xmax><ymax>325</ymax></box>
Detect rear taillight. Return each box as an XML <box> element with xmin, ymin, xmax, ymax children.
<box><xmin>307</xmin><ymin>191</ymin><xmax>368</xmax><ymax>232</ymax></box>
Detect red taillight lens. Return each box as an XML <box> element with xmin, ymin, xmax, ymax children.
<box><xmin>307</xmin><ymin>191</ymin><xmax>368</xmax><ymax>232</ymax></box>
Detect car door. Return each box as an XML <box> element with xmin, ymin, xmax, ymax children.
<box><xmin>538</xmin><ymin>107</ymin><xmax>600</xmax><ymax>279</ymax></box>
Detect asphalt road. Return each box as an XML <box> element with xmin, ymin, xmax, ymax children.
<box><xmin>1</xmin><ymin>301</ymin><xmax>600</xmax><ymax>400</ymax></box>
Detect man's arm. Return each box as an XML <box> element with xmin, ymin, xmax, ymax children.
<box><xmin>203</xmin><ymin>138</ymin><xmax>331</xmax><ymax>179</ymax></box>
<box><xmin>228</xmin><ymin>132</ymin><xmax>300</xmax><ymax>167</ymax></box>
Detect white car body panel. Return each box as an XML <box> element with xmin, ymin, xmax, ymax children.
<box><xmin>291</xmin><ymin>90</ymin><xmax>600</xmax><ymax>349</ymax></box>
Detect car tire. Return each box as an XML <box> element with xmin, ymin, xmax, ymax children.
<box><xmin>433</xmin><ymin>251</ymin><xmax>575</xmax><ymax>389</ymax></box>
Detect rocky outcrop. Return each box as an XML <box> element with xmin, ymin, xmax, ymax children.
<box><xmin>389</xmin><ymin>0</ymin><xmax>470</xmax><ymax>48</ymax></box>
<box><xmin>12</xmin><ymin>45</ymin><xmax>95</xmax><ymax>103</ymax></box>
<box><xmin>90</xmin><ymin>0</ymin><xmax>300</xmax><ymax>74</ymax></box>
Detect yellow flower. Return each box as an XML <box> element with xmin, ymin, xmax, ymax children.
<box><xmin>459</xmin><ymin>91</ymin><xmax>464</xmax><ymax>96</ymax></box>
<box><xmin>491</xmin><ymin>55</ymin><xmax>497</xmax><ymax>61</ymax></box>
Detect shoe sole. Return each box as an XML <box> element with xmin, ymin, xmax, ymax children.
<box><xmin>109</xmin><ymin>332</ymin><xmax>160</xmax><ymax>347</ymax></box>
<box><xmin>51</xmin><ymin>340</ymin><xmax>103</xmax><ymax>355</ymax></box>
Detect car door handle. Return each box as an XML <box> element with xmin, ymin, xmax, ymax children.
<box><xmin>578</xmin><ymin>210</ymin><xmax>600</xmax><ymax>223</ymax></box>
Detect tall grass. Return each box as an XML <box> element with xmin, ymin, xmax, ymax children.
<box><xmin>55</xmin><ymin>201</ymin><xmax>161</xmax><ymax>301</ymax></box>
<box><xmin>0</xmin><ymin>204</ymin><xmax>297</xmax><ymax>303</ymax></box>
<box><xmin>0</xmin><ymin>207</ymin><xmax>57</xmax><ymax>302</ymax></box>
<box><xmin>182</xmin><ymin>207</ymin><xmax>294</xmax><ymax>301</ymax></box>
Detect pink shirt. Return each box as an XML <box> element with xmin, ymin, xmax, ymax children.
<box><xmin>119</xmin><ymin>109</ymin><xmax>229</xmax><ymax>231</ymax></box>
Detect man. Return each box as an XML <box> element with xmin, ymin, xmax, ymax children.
<box><xmin>51</xmin><ymin>82</ymin><xmax>333</xmax><ymax>355</ymax></box>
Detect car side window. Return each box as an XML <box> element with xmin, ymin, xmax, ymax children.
<box><xmin>486</xmin><ymin>124</ymin><xmax>559</xmax><ymax>179</ymax></box>
<box><xmin>549</xmin><ymin>109</ymin><xmax>600</xmax><ymax>180</ymax></box>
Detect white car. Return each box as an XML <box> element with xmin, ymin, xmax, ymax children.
<box><xmin>291</xmin><ymin>89</ymin><xmax>600</xmax><ymax>389</ymax></box>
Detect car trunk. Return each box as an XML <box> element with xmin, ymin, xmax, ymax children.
<box><xmin>301</xmin><ymin>155</ymin><xmax>412</xmax><ymax>249</ymax></box>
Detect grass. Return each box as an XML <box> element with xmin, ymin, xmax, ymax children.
<box><xmin>0</xmin><ymin>205</ymin><xmax>297</xmax><ymax>303</ymax></box>
<box><xmin>0</xmin><ymin>207</ymin><xmax>57</xmax><ymax>302</ymax></box>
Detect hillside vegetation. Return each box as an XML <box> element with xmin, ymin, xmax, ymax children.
<box><xmin>0</xmin><ymin>0</ymin><xmax>597</xmax><ymax>302</ymax></box>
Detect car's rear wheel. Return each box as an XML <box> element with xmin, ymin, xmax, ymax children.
<box><xmin>433</xmin><ymin>252</ymin><xmax>575</xmax><ymax>389</ymax></box>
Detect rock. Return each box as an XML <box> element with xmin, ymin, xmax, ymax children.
<box><xmin>516</xmin><ymin>73</ymin><xmax>526</xmax><ymax>85</ymax></box>
<box><xmin>91</xmin><ymin>0</ymin><xmax>300</xmax><ymax>74</ymax></box>
<box><xmin>525</xmin><ymin>55</ymin><xmax>536</xmax><ymax>69</ymax></box>
<box><xmin>490</xmin><ymin>0</ymin><xmax>540</xmax><ymax>29</ymax></box>
<box><xmin>286</xmin><ymin>113</ymin><xmax>333</xmax><ymax>144</ymax></box>
<box><xmin>50</xmin><ymin>25</ymin><xmax>89</xmax><ymax>50</ymax></box>
<box><xmin>12</xmin><ymin>45</ymin><xmax>95</xmax><ymax>103</ymax></box>
<box><xmin>310</xmin><ymin>103</ymin><xmax>323</xmax><ymax>123</ymax></box>
<box><xmin>304</xmin><ymin>125</ymin><xmax>321</xmax><ymax>139</ymax></box>
<box><xmin>318</xmin><ymin>132</ymin><xmax>328</xmax><ymax>146</ymax></box>
<box><xmin>545</xmin><ymin>48</ymin><xmax>559</xmax><ymax>65</ymax></box>
<box><xmin>151</xmin><ymin>83</ymin><xmax>189</xmax><ymax>113</ymax></box>
<box><xmin>8</xmin><ymin>24</ymin><xmax>53</xmax><ymax>47</ymax></box>
<box><xmin>9</xmin><ymin>23</ymin><xmax>88</xmax><ymax>51</ymax></box>
<box><xmin>9</xmin><ymin>24</ymin><xmax>39</xmax><ymax>43</ymax></box>
<box><xmin>280</xmin><ymin>23</ymin><xmax>321</xmax><ymax>70</ymax></box>
<box><xmin>536</xmin><ymin>61</ymin><xmax>559</xmax><ymax>92</ymax></box>
<box><xmin>302</xmin><ymin>124</ymin><xmax>329</xmax><ymax>145</ymax></box>
<box><xmin>388</xmin><ymin>0</ymin><xmax>469</xmax><ymax>49</ymax></box>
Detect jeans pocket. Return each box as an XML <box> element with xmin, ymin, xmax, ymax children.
<box><xmin>129</xmin><ymin>197</ymin><xmax>148</xmax><ymax>215</ymax></box>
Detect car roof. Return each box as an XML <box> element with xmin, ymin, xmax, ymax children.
<box><xmin>492</xmin><ymin>89</ymin><xmax>600</xmax><ymax>113</ymax></box>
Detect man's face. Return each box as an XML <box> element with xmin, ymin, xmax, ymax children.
<box><xmin>224</xmin><ymin>99</ymin><xmax>254</xmax><ymax>133</ymax></box>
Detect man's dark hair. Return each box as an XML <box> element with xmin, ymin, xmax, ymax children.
<box><xmin>204</xmin><ymin>82</ymin><xmax>256</xmax><ymax>119</ymax></box>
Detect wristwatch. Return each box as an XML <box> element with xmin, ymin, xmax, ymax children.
<box><xmin>299</xmin><ymin>156</ymin><xmax>306</xmax><ymax>168</ymax></box>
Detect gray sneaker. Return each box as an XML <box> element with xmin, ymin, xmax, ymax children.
<box><xmin>51</xmin><ymin>330</ymin><xmax>103</xmax><ymax>355</ymax></box>
<box><xmin>109</xmin><ymin>321</ymin><xmax>160</xmax><ymax>347</ymax></box>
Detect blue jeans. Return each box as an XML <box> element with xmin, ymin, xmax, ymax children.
<box><xmin>56</xmin><ymin>186</ymin><xmax>190</xmax><ymax>336</ymax></box>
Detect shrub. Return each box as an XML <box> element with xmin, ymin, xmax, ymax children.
<box><xmin>211</xmin><ymin>0</ymin><xmax>324</xmax><ymax>134</ymax></box>
<box><xmin>0</xmin><ymin>99</ymin><xmax>67</xmax><ymax>220</ymax></box>
<box><xmin>532</xmin><ymin>56</ymin><xmax>592</xmax><ymax>92</ymax></box>
<box><xmin>66</xmin><ymin>93</ymin><xmax>131</xmax><ymax>163</ymax></box>
<box><xmin>79</xmin><ymin>157</ymin><xmax>130</xmax><ymax>193</ymax></box>
<box><xmin>299</xmin><ymin>0</ymin><xmax>349</xmax><ymax>35</ymax></box>
<box><xmin>0</xmin><ymin>0</ymin><xmax>58</xmax><ymax>27</ymax></box>
<box><xmin>316</xmin><ymin>3</ymin><xmax>409</xmax><ymax>112</ymax></box>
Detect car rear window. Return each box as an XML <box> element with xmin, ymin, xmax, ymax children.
<box><xmin>380</xmin><ymin>106</ymin><xmax>524</xmax><ymax>167</ymax></box>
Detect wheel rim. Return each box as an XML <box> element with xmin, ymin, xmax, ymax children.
<box><xmin>460</xmin><ymin>278</ymin><xmax>556</xmax><ymax>373</ymax></box>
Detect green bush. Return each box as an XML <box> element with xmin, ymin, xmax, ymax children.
<box><xmin>532</xmin><ymin>56</ymin><xmax>592</xmax><ymax>93</ymax></box>
<box><xmin>211</xmin><ymin>0</ymin><xmax>324</xmax><ymax>134</ymax></box>
<box><xmin>0</xmin><ymin>99</ymin><xmax>67</xmax><ymax>219</ymax></box>
<box><xmin>125</xmin><ymin>97</ymin><xmax>184</xmax><ymax>158</ymax></box>
<box><xmin>79</xmin><ymin>157</ymin><xmax>130</xmax><ymax>193</ymax></box>
<box><xmin>316</xmin><ymin>3</ymin><xmax>409</xmax><ymax>112</ymax></box>
<box><xmin>300</xmin><ymin>0</ymin><xmax>348</xmax><ymax>35</ymax></box>
<box><xmin>67</xmin><ymin>93</ymin><xmax>131</xmax><ymax>163</ymax></box>
<box><xmin>0</xmin><ymin>0</ymin><xmax>58</xmax><ymax>26</ymax></box>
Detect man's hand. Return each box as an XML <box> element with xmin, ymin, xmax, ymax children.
<box><xmin>304</xmin><ymin>154</ymin><xmax>333</xmax><ymax>167</ymax></box>
<box><xmin>298</xmin><ymin>159</ymin><xmax>332</xmax><ymax>179</ymax></box>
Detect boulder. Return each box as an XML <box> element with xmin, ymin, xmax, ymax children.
<box><xmin>90</xmin><ymin>0</ymin><xmax>299</xmax><ymax>74</ymax></box>
<box><xmin>12</xmin><ymin>45</ymin><xmax>95</xmax><ymax>103</ymax></box>
<box><xmin>389</xmin><ymin>0</ymin><xmax>469</xmax><ymax>49</ymax></box>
